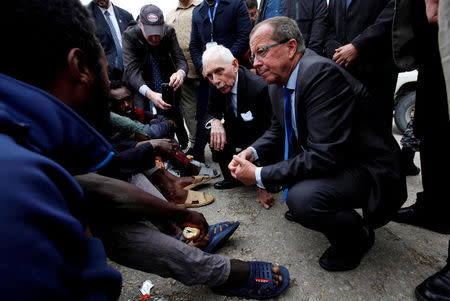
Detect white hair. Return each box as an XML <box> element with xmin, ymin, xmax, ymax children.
<box><xmin>202</xmin><ymin>44</ymin><xmax>235</xmax><ymax>66</ymax></box>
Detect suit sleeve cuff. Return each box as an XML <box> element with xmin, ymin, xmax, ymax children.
<box><xmin>139</xmin><ymin>85</ymin><xmax>150</xmax><ymax>97</ymax></box>
<box><xmin>178</xmin><ymin>69</ymin><xmax>186</xmax><ymax>78</ymax></box>
<box><xmin>249</xmin><ymin>146</ymin><xmax>259</xmax><ymax>161</ymax></box>
<box><xmin>255</xmin><ymin>167</ymin><xmax>265</xmax><ymax>189</ymax></box>
<box><xmin>205</xmin><ymin>118</ymin><xmax>220</xmax><ymax>129</ymax></box>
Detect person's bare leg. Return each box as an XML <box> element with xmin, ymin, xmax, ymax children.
<box><xmin>257</xmin><ymin>188</ymin><xmax>275</xmax><ymax>209</ymax></box>
<box><xmin>162</xmin><ymin>168</ymin><xmax>202</xmax><ymax>189</ymax></box>
<box><xmin>148</xmin><ymin>169</ymin><xmax>188</xmax><ymax>205</ymax></box>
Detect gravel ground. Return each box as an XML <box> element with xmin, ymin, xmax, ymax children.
<box><xmin>113</xmin><ymin>127</ymin><xmax>449</xmax><ymax>301</ymax></box>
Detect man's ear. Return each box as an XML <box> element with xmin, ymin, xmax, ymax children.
<box><xmin>67</xmin><ymin>48</ymin><xmax>92</xmax><ymax>86</ymax></box>
<box><xmin>287</xmin><ymin>39</ymin><xmax>298</xmax><ymax>58</ymax></box>
<box><xmin>232</xmin><ymin>58</ymin><xmax>239</xmax><ymax>72</ymax></box>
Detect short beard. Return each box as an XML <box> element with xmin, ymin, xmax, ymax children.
<box><xmin>84</xmin><ymin>71</ymin><xmax>112</xmax><ymax>138</ymax></box>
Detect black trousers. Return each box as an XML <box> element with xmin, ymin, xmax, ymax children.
<box><xmin>212</xmin><ymin>142</ymin><xmax>238</xmax><ymax>180</ymax></box>
<box><xmin>413</xmin><ymin>23</ymin><xmax>450</xmax><ymax>220</ymax></box>
<box><xmin>286</xmin><ymin>166</ymin><xmax>372</xmax><ymax>251</ymax></box>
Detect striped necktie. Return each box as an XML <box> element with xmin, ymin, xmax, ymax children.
<box><xmin>104</xmin><ymin>10</ymin><xmax>123</xmax><ymax>70</ymax></box>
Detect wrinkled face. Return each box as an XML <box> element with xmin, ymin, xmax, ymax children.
<box><xmin>202</xmin><ymin>52</ymin><xmax>238</xmax><ymax>94</ymax></box>
<box><xmin>145</xmin><ymin>35</ymin><xmax>162</xmax><ymax>46</ymax></box>
<box><xmin>110</xmin><ymin>86</ymin><xmax>134</xmax><ymax>117</ymax></box>
<box><xmin>93</xmin><ymin>0</ymin><xmax>110</xmax><ymax>9</ymax></box>
<box><xmin>248</xmin><ymin>7</ymin><xmax>258</xmax><ymax>26</ymax></box>
<box><xmin>250</xmin><ymin>24</ymin><xmax>291</xmax><ymax>85</ymax></box>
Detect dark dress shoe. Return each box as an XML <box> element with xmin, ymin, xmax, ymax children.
<box><xmin>319</xmin><ymin>228</ymin><xmax>375</xmax><ymax>272</ymax></box>
<box><xmin>284</xmin><ymin>210</ymin><xmax>297</xmax><ymax>222</ymax></box>
<box><xmin>392</xmin><ymin>206</ymin><xmax>450</xmax><ymax>234</ymax></box>
<box><xmin>214</xmin><ymin>178</ymin><xmax>242</xmax><ymax>190</ymax></box>
<box><xmin>415</xmin><ymin>264</ymin><xmax>450</xmax><ymax>301</ymax></box>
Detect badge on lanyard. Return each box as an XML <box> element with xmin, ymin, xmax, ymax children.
<box><xmin>206</xmin><ymin>41</ymin><xmax>218</xmax><ymax>49</ymax></box>
<box><xmin>208</xmin><ymin>0</ymin><xmax>219</xmax><ymax>42</ymax></box>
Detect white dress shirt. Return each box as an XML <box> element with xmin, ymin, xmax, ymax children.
<box><xmin>253</xmin><ymin>60</ymin><xmax>300</xmax><ymax>189</ymax></box>
<box><xmin>99</xmin><ymin>4</ymin><xmax>122</xmax><ymax>46</ymax></box>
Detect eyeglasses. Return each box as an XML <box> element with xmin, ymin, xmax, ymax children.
<box><xmin>250</xmin><ymin>38</ymin><xmax>290</xmax><ymax>64</ymax></box>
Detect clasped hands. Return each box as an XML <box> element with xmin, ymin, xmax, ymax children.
<box><xmin>332</xmin><ymin>43</ymin><xmax>358</xmax><ymax>68</ymax></box>
<box><xmin>228</xmin><ymin>147</ymin><xmax>257</xmax><ymax>186</ymax></box>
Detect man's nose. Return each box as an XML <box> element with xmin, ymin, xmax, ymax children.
<box><xmin>253</xmin><ymin>56</ymin><xmax>263</xmax><ymax>68</ymax></box>
<box><xmin>212</xmin><ymin>74</ymin><xmax>220</xmax><ymax>84</ymax></box>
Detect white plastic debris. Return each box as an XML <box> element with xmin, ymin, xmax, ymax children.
<box><xmin>140</xmin><ymin>280</ymin><xmax>154</xmax><ymax>296</ymax></box>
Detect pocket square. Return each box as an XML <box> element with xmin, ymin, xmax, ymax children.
<box><xmin>241</xmin><ymin>110</ymin><xmax>254</xmax><ymax>121</ymax></box>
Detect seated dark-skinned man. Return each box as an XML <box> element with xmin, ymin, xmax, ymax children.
<box><xmin>110</xmin><ymin>80</ymin><xmax>176</xmax><ymax>139</ymax></box>
<box><xmin>77</xmin><ymin>173</ymin><xmax>290</xmax><ymax>299</ymax></box>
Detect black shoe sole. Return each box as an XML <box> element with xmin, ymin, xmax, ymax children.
<box><xmin>284</xmin><ymin>211</ymin><xmax>297</xmax><ymax>222</ymax></box>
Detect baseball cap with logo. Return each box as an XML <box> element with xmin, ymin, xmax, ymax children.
<box><xmin>139</xmin><ymin>4</ymin><xmax>164</xmax><ymax>36</ymax></box>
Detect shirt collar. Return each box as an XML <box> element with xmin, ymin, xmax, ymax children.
<box><xmin>99</xmin><ymin>3</ymin><xmax>114</xmax><ymax>15</ymax></box>
<box><xmin>231</xmin><ymin>71</ymin><xmax>239</xmax><ymax>94</ymax></box>
<box><xmin>285</xmin><ymin>59</ymin><xmax>300</xmax><ymax>91</ymax></box>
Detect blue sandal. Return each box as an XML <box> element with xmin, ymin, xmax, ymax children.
<box><xmin>213</xmin><ymin>261</ymin><xmax>290</xmax><ymax>299</ymax></box>
<box><xmin>203</xmin><ymin>221</ymin><xmax>240</xmax><ymax>253</ymax></box>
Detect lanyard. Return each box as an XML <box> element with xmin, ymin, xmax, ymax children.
<box><xmin>208</xmin><ymin>0</ymin><xmax>219</xmax><ymax>42</ymax></box>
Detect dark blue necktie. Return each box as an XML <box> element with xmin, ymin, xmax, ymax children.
<box><xmin>282</xmin><ymin>87</ymin><xmax>293</xmax><ymax>203</ymax></box>
<box><xmin>148</xmin><ymin>53</ymin><xmax>162</xmax><ymax>93</ymax></box>
<box><xmin>104</xmin><ymin>10</ymin><xmax>123</xmax><ymax>70</ymax></box>
<box><xmin>346</xmin><ymin>0</ymin><xmax>352</xmax><ymax>12</ymax></box>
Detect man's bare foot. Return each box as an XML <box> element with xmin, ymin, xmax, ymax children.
<box><xmin>161</xmin><ymin>168</ymin><xmax>197</xmax><ymax>189</ymax></box>
<box><xmin>257</xmin><ymin>188</ymin><xmax>274</xmax><ymax>209</ymax></box>
<box><xmin>149</xmin><ymin>169</ymin><xmax>188</xmax><ymax>205</ymax></box>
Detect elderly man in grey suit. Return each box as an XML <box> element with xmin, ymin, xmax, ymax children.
<box><xmin>230</xmin><ymin>16</ymin><xmax>406</xmax><ymax>272</ymax></box>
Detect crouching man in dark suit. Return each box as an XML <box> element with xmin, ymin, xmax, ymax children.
<box><xmin>202</xmin><ymin>45</ymin><xmax>274</xmax><ymax>200</ymax></box>
<box><xmin>230</xmin><ymin>17</ymin><xmax>407</xmax><ymax>271</ymax></box>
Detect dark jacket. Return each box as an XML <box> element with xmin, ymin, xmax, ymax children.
<box><xmin>122</xmin><ymin>24</ymin><xmax>188</xmax><ymax>94</ymax></box>
<box><xmin>190</xmin><ymin>0</ymin><xmax>252</xmax><ymax>74</ymax></box>
<box><xmin>87</xmin><ymin>2</ymin><xmax>134</xmax><ymax>80</ymax></box>
<box><xmin>252</xmin><ymin>50</ymin><xmax>407</xmax><ymax>228</ymax></box>
<box><xmin>324</xmin><ymin>0</ymin><xmax>397</xmax><ymax>78</ymax></box>
<box><xmin>256</xmin><ymin>0</ymin><xmax>328</xmax><ymax>54</ymax></box>
<box><xmin>0</xmin><ymin>73</ymin><xmax>122</xmax><ymax>300</ymax></box>
<box><xmin>205</xmin><ymin>66</ymin><xmax>272</xmax><ymax>147</ymax></box>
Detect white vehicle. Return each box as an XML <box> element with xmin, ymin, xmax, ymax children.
<box><xmin>394</xmin><ymin>70</ymin><xmax>417</xmax><ymax>133</ymax></box>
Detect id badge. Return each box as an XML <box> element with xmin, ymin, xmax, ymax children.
<box><xmin>206</xmin><ymin>41</ymin><xmax>218</xmax><ymax>49</ymax></box>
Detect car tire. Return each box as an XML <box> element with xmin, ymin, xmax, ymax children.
<box><xmin>394</xmin><ymin>91</ymin><xmax>416</xmax><ymax>134</ymax></box>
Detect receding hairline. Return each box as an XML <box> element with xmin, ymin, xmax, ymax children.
<box><xmin>250</xmin><ymin>20</ymin><xmax>274</xmax><ymax>41</ymax></box>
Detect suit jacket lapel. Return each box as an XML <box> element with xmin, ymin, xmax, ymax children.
<box><xmin>236</xmin><ymin>68</ymin><xmax>246</xmax><ymax>115</ymax></box>
<box><xmin>271</xmin><ymin>84</ymin><xmax>285</xmax><ymax>129</ymax></box>
<box><xmin>113</xmin><ymin>5</ymin><xmax>126</xmax><ymax>33</ymax></box>
<box><xmin>94</xmin><ymin>5</ymin><xmax>114</xmax><ymax>41</ymax></box>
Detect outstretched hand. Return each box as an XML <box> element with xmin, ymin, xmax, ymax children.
<box><xmin>146</xmin><ymin>90</ymin><xmax>172</xmax><ymax>110</ymax></box>
<box><xmin>228</xmin><ymin>155</ymin><xmax>257</xmax><ymax>185</ymax></box>
<box><xmin>149</xmin><ymin>139</ymin><xmax>178</xmax><ymax>157</ymax></box>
